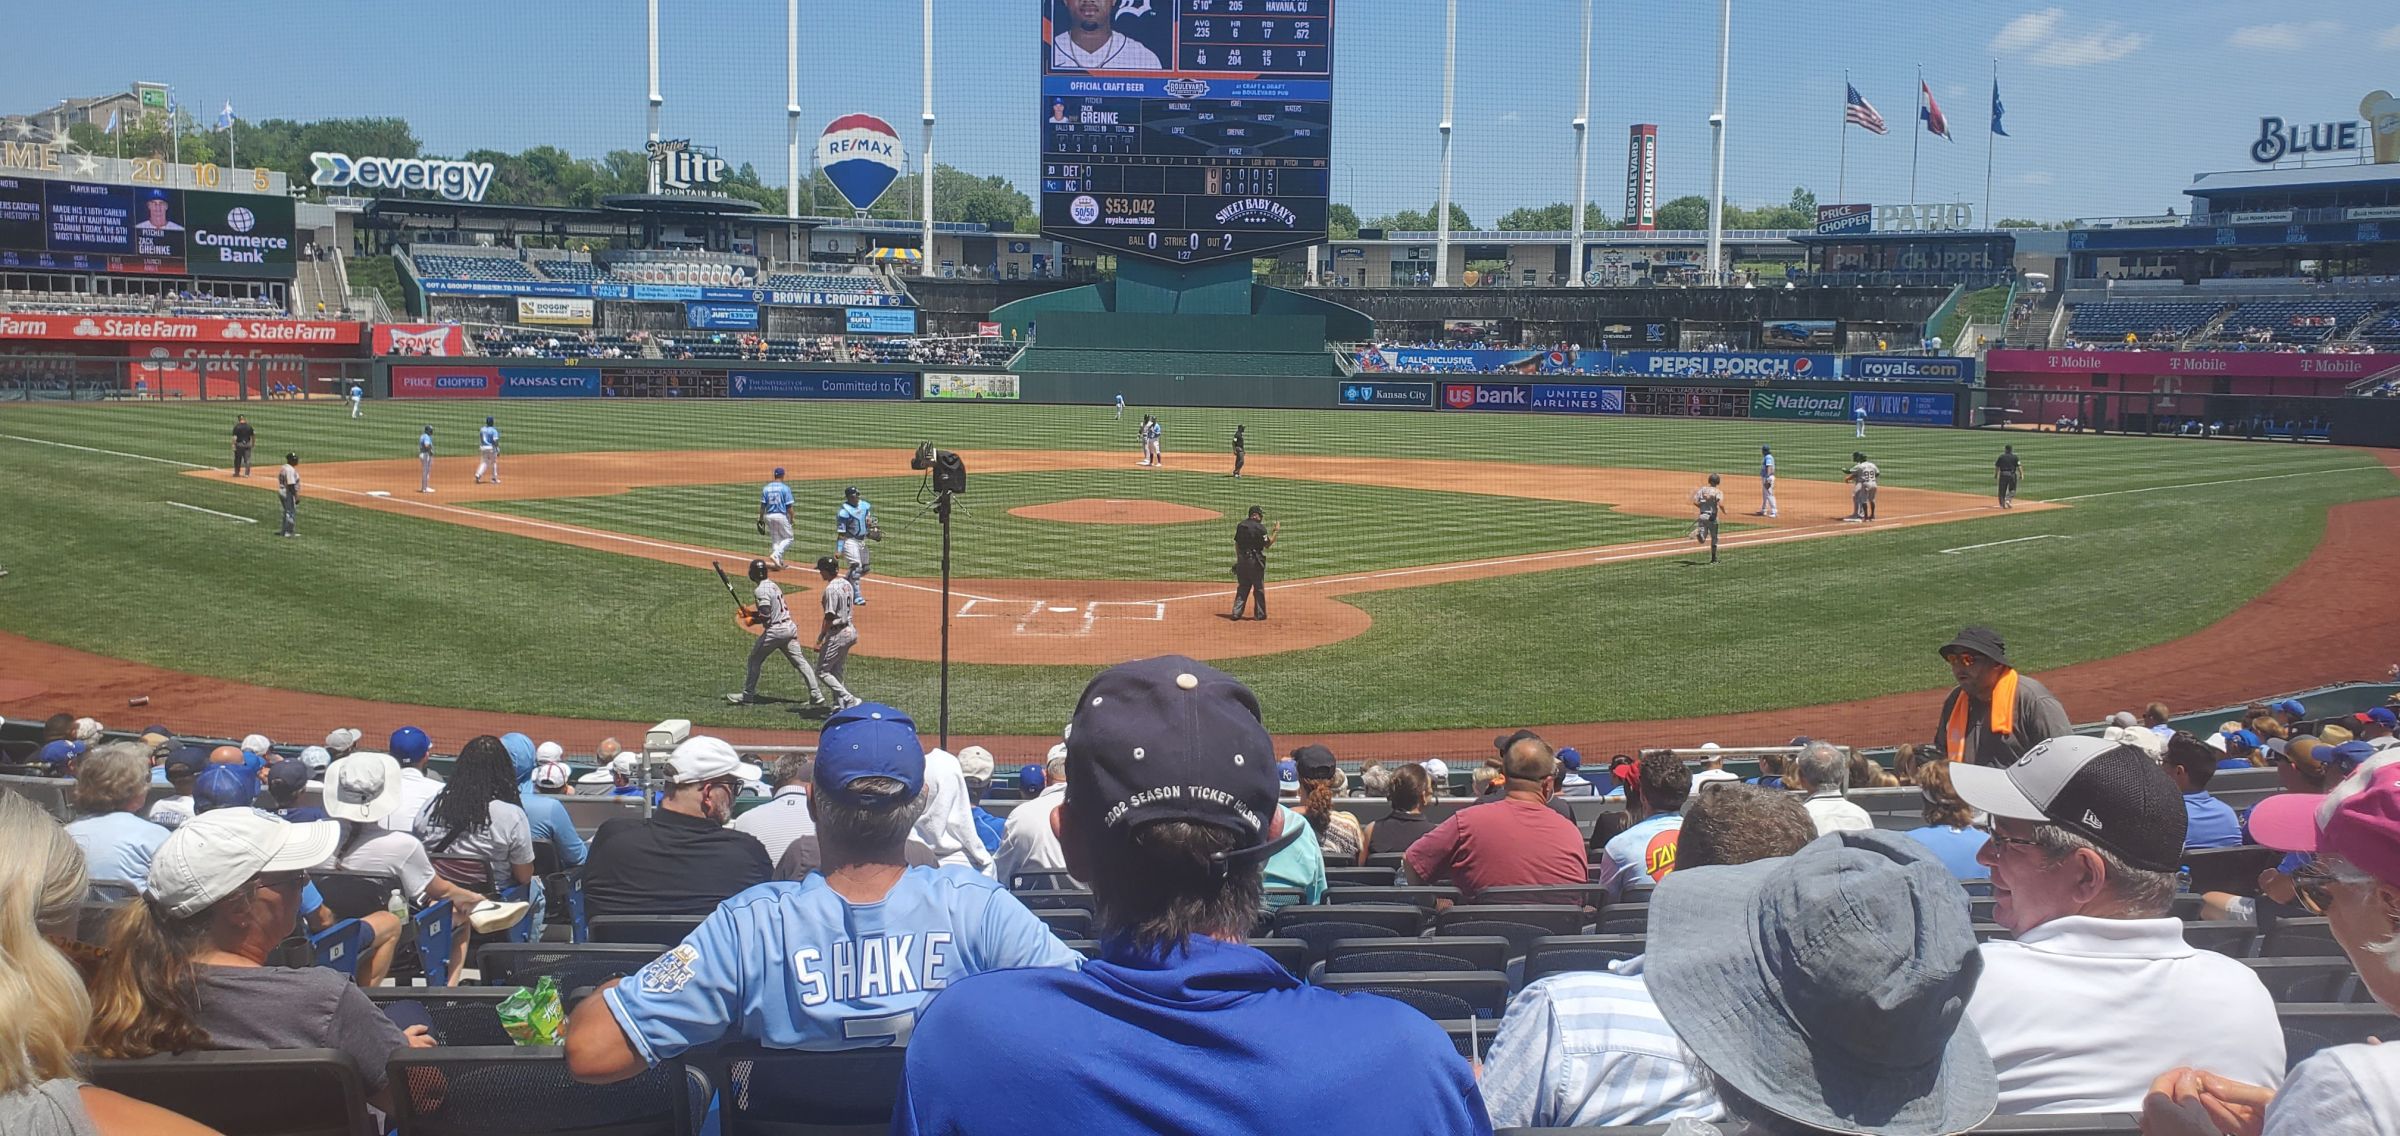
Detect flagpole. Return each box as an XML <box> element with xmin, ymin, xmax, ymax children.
<box><xmin>1909</xmin><ymin>65</ymin><xmax>1922</xmax><ymax>202</ymax></box>
<box><xmin>1838</xmin><ymin>70</ymin><xmax>1850</xmax><ymax>204</ymax></box>
<box><xmin>1983</xmin><ymin>60</ymin><xmax>1997</xmax><ymax>226</ymax></box>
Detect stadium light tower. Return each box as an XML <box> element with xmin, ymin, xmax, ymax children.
<box><xmin>1435</xmin><ymin>0</ymin><xmax>1456</xmax><ymax>287</ymax></box>
<box><xmin>787</xmin><ymin>0</ymin><xmax>801</xmax><ymax>232</ymax></box>
<box><xmin>1706</xmin><ymin>0</ymin><xmax>1731</xmax><ymax>285</ymax></box>
<box><xmin>921</xmin><ymin>0</ymin><xmax>936</xmax><ymax>274</ymax></box>
<box><xmin>1570</xmin><ymin>0</ymin><xmax>1593</xmax><ymax>287</ymax></box>
<box><xmin>647</xmin><ymin>0</ymin><xmax>662</xmax><ymax>195</ymax></box>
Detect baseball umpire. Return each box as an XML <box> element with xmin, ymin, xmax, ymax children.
<box><xmin>1230</xmin><ymin>506</ymin><xmax>1278</xmax><ymax>621</ymax></box>
<box><xmin>1995</xmin><ymin>444</ymin><xmax>2023</xmax><ymax>509</ymax></box>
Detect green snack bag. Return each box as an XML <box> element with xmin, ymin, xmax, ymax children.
<box><xmin>499</xmin><ymin>975</ymin><xmax>566</xmax><ymax>1046</ymax></box>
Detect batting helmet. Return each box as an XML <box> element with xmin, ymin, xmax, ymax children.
<box><xmin>1853</xmin><ymin>451</ymin><xmax>1867</xmax><ymax>462</ymax></box>
<box><xmin>748</xmin><ymin>559</ymin><xmax>771</xmax><ymax>582</ymax></box>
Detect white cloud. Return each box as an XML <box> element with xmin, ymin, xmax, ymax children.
<box><xmin>2016</xmin><ymin>171</ymin><xmax>2056</xmax><ymax>186</ymax></box>
<box><xmin>2379</xmin><ymin>23</ymin><xmax>2400</xmax><ymax>49</ymax></box>
<box><xmin>2227</xmin><ymin>21</ymin><xmax>2340</xmax><ymax>51</ymax></box>
<box><xmin>1991</xmin><ymin>7</ymin><xmax>2147</xmax><ymax>67</ymax></box>
<box><xmin>1497</xmin><ymin>110</ymin><xmax>1522</xmax><ymax>125</ymax></box>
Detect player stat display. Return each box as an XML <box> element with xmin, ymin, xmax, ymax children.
<box><xmin>1041</xmin><ymin>0</ymin><xmax>1334</xmax><ymax>267</ymax></box>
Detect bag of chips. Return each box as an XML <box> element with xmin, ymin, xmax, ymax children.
<box><xmin>497</xmin><ymin>975</ymin><xmax>565</xmax><ymax>1046</ymax></box>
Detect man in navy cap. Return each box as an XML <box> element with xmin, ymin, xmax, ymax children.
<box><xmin>893</xmin><ymin>656</ymin><xmax>1488</xmax><ymax>1134</ymax></box>
<box><xmin>565</xmin><ymin>705</ymin><xmax>1076</xmax><ymax>1083</ymax></box>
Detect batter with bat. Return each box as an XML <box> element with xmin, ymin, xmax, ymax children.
<box><xmin>721</xmin><ymin>559</ymin><xmax>833</xmax><ymax>710</ymax></box>
<box><xmin>1230</xmin><ymin>505</ymin><xmax>1279</xmax><ymax>621</ymax></box>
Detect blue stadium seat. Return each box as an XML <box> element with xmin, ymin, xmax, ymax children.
<box><xmin>413</xmin><ymin>254</ymin><xmax>541</xmax><ymax>283</ymax></box>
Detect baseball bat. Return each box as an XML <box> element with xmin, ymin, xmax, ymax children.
<box><xmin>711</xmin><ymin>562</ymin><xmax>749</xmax><ymax>613</ymax></box>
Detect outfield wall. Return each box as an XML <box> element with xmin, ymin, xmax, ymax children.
<box><xmin>371</xmin><ymin>356</ymin><xmax>1975</xmax><ymax>426</ymax></box>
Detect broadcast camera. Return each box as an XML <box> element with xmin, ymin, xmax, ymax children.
<box><xmin>912</xmin><ymin>442</ymin><xmax>968</xmax><ymax>495</ymax></box>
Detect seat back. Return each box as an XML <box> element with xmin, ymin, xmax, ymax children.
<box><xmin>477</xmin><ymin>944</ymin><xmax>663</xmax><ymax>992</ymax></box>
<box><xmin>1522</xmin><ymin>934</ymin><xmax>1649</xmax><ymax>985</ymax></box>
<box><xmin>386</xmin><ymin>1046</ymin><xmax>688</xmax><ymax>1136</ymax></box>
<box><xmin>309</xmin><ymin>918</ymin><xmax>377</xmax><ymax>980</ymax></box>
<box><xmin>2279</xmin><ymin>1003</ymin><xmax>2400</xmax><ymax>1067</ymax></box>
<box><xmin>415</xmin><ymin>899</ymin><xmax>457</xmax><ymax>987</ymax></box>
<box><xmin>2181</xmin><ymin>920</ymin><xmax>2258</xmax><ymax>959</ymax></box>
<box><xmin>1324</xmin><ymin>885</ymin><xmax>1457</xmax><ymax>909</ymax></box>
<box><xmin>1008</xmin><ymin>871</ymin><xmax>1081</xmax><ymax>892</ymax></box>
<box><xmin>1318</xmin><ymin>971</ymin><xmax>1512</xmax><ymax>1019</ymax></box>
<box><xmin>1326</xmin><ymin>936</ymin><xmax>1510</xmax><ymax>974</ymax></box>
<box><xmin>1270</xmin><ymin>921</ymin><xmax>1408</xmax><ymax>965</ymax></box>
<box><xmin>677</xmin><ymin>1043</ymin><xmax>906</xmax><ymax>1136</ymax></box>
<box><xmin>588</xmin><ymin>915</ymin><xmax>706</xmax><ymax>947</ymax></box>
<box><xmin>2241</xmin><ymin>958</ymin><xmax>2371</xmax><ymax>1004</ymax></box>
<box><xmin>1032</xmin><ymin>908</ymin><xmax>1092</xmax><ymax>937</ymax></box>
<box><xmin>1363</xmin><ymin>851</ymin><xmax>1409</xmax><ymax>872</ymax></box>
<box><xmin>2182</xmin><ymin>846</ymin><xmax>2283</xmax><ymax>897</ymax></box>
<box><xmin>1437</xmin><ymin>904</ymin><xmax>1587</xmax><ymax>937</ymax></box>
<box><xmin>2262</xmin><ymin>917</ymin><xmax>2344</xmax><ymax>958</ymax></box>
<box><xmin>312</xmin><ymin>870</ymin><xmax>404</xmax><ymax>921</ymax></box>
<box><xmin>1324</xmin><ymin>865</ymin><xmax>1398</xmax><ymax>887</ymax></box>
<box><xmin>1010</xmin><ymin>888</ymin><xmax>1091</xmax><ymax>911</ymax></box>
<box><xmin>1597</xmin><ymin>903</ymin><xmax>1649</xmax><ymax>933</ymax></box>
<box><xmin>87</xmin><ymin>1048</ymin><xmax>374</xmax><ymax>1136</ymax></box>
<box><xmin>1247</xmin><ymin>937</ymin><xmax>1308</xmax><ymax>978</ymax></box>
<box><xmin>1274</xmin><ymin>903</ymin><xmax>1424</xmax><ymax>935</ymax></box>
<box><xmin>1465</xmin><ymin>884</ymin><xmax>1597</xmax><ymax>907</ymax></box>
<box><xmin>1971</xmin><ymin>1116</ymin><xmax>2141</xmax><ymax>1133</ymax></box>
<box><xmin>369</xmin><ymin>988</ymin><xmax>521</xmax><ymax>1047</ymax></box>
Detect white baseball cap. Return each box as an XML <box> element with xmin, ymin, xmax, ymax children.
<box><xmin>668</xmin><ymin>736</ymin><xmax>761</xmax><ymax>786</ymax></box>
<box><xmin>1046</xmin><ymin>742</ymin><xmax>1068</xmax><ymax>764</ymax></box>
<box><xmin>535</xmin><ymin>741</ymin><xmax>565</xmax><ymax>763</ymax></box>
<box><xmin>610</xmin><ymin>753</ymin><xmax>640</xmax><ymax>777</ymax></box>
<box><xmin>240</xmin><ymin>733</ymin><xmax>273</xmax><ymax>755</ymax></box>
<box><xmin>298</xmin><ymin>745</ymin><xmax>333</xmax><ymax>772</ymax></box>
<box><xmin>322</xmin><ymin>752</ymin><xmax>403</xmax><ymax>824</ymax></box>
<box><xmin>147</xmin><ymin>809</ymin><xmax>340</xmax><ymax>919</ymax></box>
<box><xmin>75</xmin><ymin>718</ymin><xmax>105</xmax><ymax>742</ymax></box>
<box><xmin>956</xmin><ymin>745</ymin><xmax>996</xmax><ymax>782</ymax></box>
<box><xmin>532</xmin><ymin>761</ymin><xmax>572</xmax><ymax>791</ymax></box>
<box><xmin>324</xmin><ymin>727</ymin><xmax>363</xmax><ymax>753</ymax></box>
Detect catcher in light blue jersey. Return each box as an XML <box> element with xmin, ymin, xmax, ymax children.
<box><xmin>564</xmin><ymin>703</ymin><xmax>1078</xmax><ymax>1078</ymax></box>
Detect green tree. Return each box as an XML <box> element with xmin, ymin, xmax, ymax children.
<box><xmin>1365</xmin><ymin>203</ymin><xmax>1473</xmax><ymax>232</ymax></box>
<box><xmin>1494</xmin><ymin>202</ymin><xmax>1616</xmax><ymax>231</ymax></box>
<box><xmin>1654</xmin><ymin>194</ymin><xmax>1711</xmax><ymax>231</ymax></box>
<box><xmin>1995</xmin><ymin>218</ymin><xmax>2053</xmax><ymax>229</ymax></box>
<box><xmin>1328</xmin><ymin>203</ymin><xmax>1360</xmax><ymax>240</ymax></box>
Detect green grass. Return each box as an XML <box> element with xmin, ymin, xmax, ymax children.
<box><xmin>1</xmin><ymin>398</ymin><xmax>2391</xmax><ymax>734</ymax></box>
<box><xmin>480</xmin><ymin>470</ymin><xmax>1701</xmax><ymax>582</ymax></box>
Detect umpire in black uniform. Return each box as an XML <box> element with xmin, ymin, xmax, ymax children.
<box><xmin>1230</xmin><ymin>506</ymin><xmax>1277</xmax><ymax>621</ymax></box>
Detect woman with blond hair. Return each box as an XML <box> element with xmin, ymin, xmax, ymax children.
<box><xmin>0</xmin><ymin>794</ymin><xmax>216</xmax><ymax>1134</ymax></box>
<box><xmin>1901</xmin><ymin>759</ymin><xmax>1990</xmax><ymax>881</ymax></box>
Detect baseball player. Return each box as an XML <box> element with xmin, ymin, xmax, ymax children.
<box><xmin>1114</xmin><ymin>392</ymin><xmax>1125</xmax><ymax>420</ymax></box>
<box><xmin>231</xmin><ymin>414</ymin><xmax>254</xmax><ymax>477</ymax></box>
<box><xmin>418</xmin><ymin>425</ymin><xmax>436</xmax><ymax>493</ymax></box>
<box><xmin>1692</xmin><ymin>474</ymin><xmax>1725</xmax><ymax>563</ymax></box>
<box><xmin>1136</xmin><ymin>415</ymin><xmax>1154</xmax><ymax>466</ymax></box>
<box><xmin>815</xmin><ymin>556</ymin><xmax>864</xmax><ymax>709</ymax></box>
<box><xmin>1146</xmin><ymin>415</ymin><xmax>1164</xmax><ymax>467</ymax></box>
<box><xmin>1853</xmin><ymin>402</ymin><xmax>1869</xmax><ymax>439</ymax></box>
<box><xmin>758</xmin><ymin>467</ymin><xmax>795</xmax><ymax>569</ymax></box>
<box><xmin>835</xmin><ymin>486</ymin><xmax>875</xmax><ymax>605</ymax></box>
<box><xmin>1231</xmin><ymin>424</ymin><xmax>1246</xmax><ymax>478</ymax></box>
<box><xmin>275</xmin><ymin>452</ymin><xmax>301</xmax><ymax>537</ymax></box>
<box><xmin>1845</xmin><ymin>451</ymin><xmax>1880</xmax><ymax>522</ymax></box>
<box><xmin>1755</xmin><ymin>445</ymin><xmax>1777</xmax><ymax>517</ymax></box>
<box><xmin>474</xmin><ymin>416</ymin><xmax>501</xmax><ymax>484</ymax></box>
<box><xmin>727</xmin><ymin>558</ymin><xmax>832</xmax><ymax>708</ymax></box>
<box><xmin>1994</xmin><ymin>444</ymin><xmax>2023</xmax><ymax>509</ymax></box>
<box><xmin>348</xmin><ymin>382</ymin><xmax>364</xmax><ymax>419</ymax></box>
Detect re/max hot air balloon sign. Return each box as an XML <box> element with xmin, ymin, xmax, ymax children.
<box><xmin>817</xmin><ymin>115</ymin><xmax>906</xmax><ymax>213</ymax></box>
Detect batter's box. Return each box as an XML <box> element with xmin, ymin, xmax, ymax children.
<box><xmin>980</xmin><ymin>600</ymin><xmax>1169</xmax><ymax>636</ymax></box>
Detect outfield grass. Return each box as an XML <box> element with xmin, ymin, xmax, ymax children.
<box><xmin>1</xmin><ymin>398</ymin><xmax>2391</xmax><ymax>734</ymax></box>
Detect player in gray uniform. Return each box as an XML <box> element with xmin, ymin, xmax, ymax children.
<box><xmin>1845</xmin><ymin>451</ymin><xmax>1880</xmax><ymax>522</ymax></box>
<box><xmin>275</xmin><ymin>452</ymin><xmax>301</xmax><ymax>537</ymax></box>
<box><xmin>728</xmin><ymin>559</ymin><xmax>831</xmax><ymax>708</ymax></box>
<box><xmin>1692</xmin><ymin>473</ymin><xmax>1725</xmax><ymax>563</ymax></box>
<box><xmin>815</xmin><ymin>556</ymin><xmax>863</xmax><ymax>710</ymax></box>
<box><xmin>418</xmin><ymin>426</ymin><xmax>436</xmax><ymax>493</ymax></box>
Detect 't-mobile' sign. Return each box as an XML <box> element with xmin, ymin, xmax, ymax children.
<box><xmin>1985</xmin><ymin>348</ymin><xmax>2400</xmax><ymax>379</ymax></box>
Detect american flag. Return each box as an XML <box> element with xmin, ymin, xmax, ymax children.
<box><xmin>1844</xmin><ymin>83</ymin><xmax>1888</xmax><ymax>135</ymax></box>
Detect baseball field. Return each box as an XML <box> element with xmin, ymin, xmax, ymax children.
<box><xmin>2</xmin><ymin>397</ymin><xmax>2396</xmax><ymax>754</ymax></box>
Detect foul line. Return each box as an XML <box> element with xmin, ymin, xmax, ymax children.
<box><xmin>3</xmin><ymin>434</ymin><xmax>207</xmax><ymax>469</ymax></box>
<box><xmin>166</xmin><ymin>501</ymin><xmax>257</xmax><ymax>525</ymax></box>
<box><xmin>1940</xmin><ymin>534</ymin><xmax>2063</xmax><ymax>555</ymax></box>
<box><xmin>2043</xmin><ymin>466</ymin><xmax>2390</xmax><ymax>502</ymax></box>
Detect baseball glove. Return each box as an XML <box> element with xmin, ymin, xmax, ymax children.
<box><xmin>755</xmin><ymin>520</ymin><xmax>767</xmax><ymax>536</ymax></box>
<box><xmin>865</xmin><ymin>518</ymin><xmax>885</xmax><ymax>543</ymax></box>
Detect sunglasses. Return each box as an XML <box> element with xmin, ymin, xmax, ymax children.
<box><xmin>2294</xmin><ymin>863</ymin><xmax>2339</xmax><ymax>917</ymax></box>
<box><xmin>255</xmin><ymin>871</ymin><xmax>310</xmax><ymax>893</ymax></box>
<box><xmin>1974</xmin><ymin>822</ymin><xmax>2044</xmax><ymax>853</ymax></box>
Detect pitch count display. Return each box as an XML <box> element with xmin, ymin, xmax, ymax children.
<box><xmin>0</xmin><ymin>177</ymin><xmax>294</xmax><ymax>278</ymax></box>
<box><xmin>1041</xmin><ymin>0</ymin><xmax>1334</xmax><ymax>267</ymax></box>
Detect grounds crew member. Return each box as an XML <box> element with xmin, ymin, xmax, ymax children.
<box><xmin>1933</xmin><ymin>625</ymin><xmax>2071</xmax><ymax>766</ymax></box>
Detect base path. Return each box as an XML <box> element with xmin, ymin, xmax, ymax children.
<box><xmin>6</xmin><ymin>468</ymin><xmax>2395</xmax><ymax>760</ymax></box>
<box><xmin>1008</xmin><ymin>498</ymin><xmax>1223</xmax><ymax>524</ymax></box>
<box><xmin>185</xmin><ymin>448</ymin><xmax>2040</xmax><ymax>665</ymax></box>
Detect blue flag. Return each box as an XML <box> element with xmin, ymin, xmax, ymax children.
<box><xmin>217</xmin><ymin>101</ymin><xmax>234</xmax><ymax>130</ymax></box>
<box><xmin>1991</xmin><ymin>79</ymin><xmax>2008</xmax><ymax>138</ymax></box>
<box><xmin>104</xmin><ymin>108</ymin><xmax>119</xmax><ymax>134</ymax></box>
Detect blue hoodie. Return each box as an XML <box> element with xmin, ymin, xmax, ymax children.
<box><xmin>502</xmin><ymin>733</ymin><xmax>587</xmax><ymax>868</ymax></box>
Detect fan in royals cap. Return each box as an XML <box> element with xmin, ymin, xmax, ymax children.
<box><xmin>564</xmin><ymin>705</ymin><xmax>1078</xmax><ymax>1082</ymax></box>
<box><xmin>891</xmin><ymin>656</ymin><xmax>1490</xmax><ymax>1136</ymax></box>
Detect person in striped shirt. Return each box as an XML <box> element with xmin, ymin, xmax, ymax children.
<box><xmin>1481</xmin><ymin>784</ymin><xmax>1816</xmax><ymax>1129</ymax></box>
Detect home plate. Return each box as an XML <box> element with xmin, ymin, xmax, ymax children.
<box><xmin>1047</xmin><ymin>605</ymin><xmax>1078</xmax><ymax>613</ymax></box>
<box><xmin>366</xmin><ymin>491</ymin><xmax>391</xmax><ymax>498</ymax></box>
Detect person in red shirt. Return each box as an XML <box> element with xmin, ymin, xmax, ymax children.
<box><xmin>1403</xmin><ymin>734</ymin><xmax>1588</xmax><ymax>900</ymax></box>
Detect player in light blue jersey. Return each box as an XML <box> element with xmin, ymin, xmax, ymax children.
<box><xmin>348</xmin><ymin>383</ymin><xmax>363</xmax><ymax>418</ymax></box>
<box><xmin>1854</xmin><ymin>402</ymin><xmax>1869</xmax><ymax>439</ymax></box>
<box><xmin>474</xmin><ymin>416</ymin><xmax>502</xmax><ymax>484</ymax></box>
<box><xmin>563</xmin><ymin>702</ymin><xmax>1078</xmax><ymax>1081</ymax></box>
<box><xmin>1755</xmin><ymin>444</ymin><xmax>1777</xmax><ymax>517</ymax></box>
<box><xmin>834</xmin><ymin>486</ymin><xmax>874</xmax><ymax>604</ymax></box>
<box><xmin>758</xmin><ymin>467</ymin><xmax>795</xmax><ymax>569</ymax></box>
<box><xmin>1113</xmin><ymin>392</ymin><xmax>1124</xmax><ymax>420</ymax></box>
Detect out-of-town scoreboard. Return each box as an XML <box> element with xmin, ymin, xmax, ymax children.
<box><xmin>1040</xmin><ymin>0</ymin><xmax>1334</xmax><ymax>267</ymax></box>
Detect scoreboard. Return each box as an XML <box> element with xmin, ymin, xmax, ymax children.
<box><xmin>1040</xmin><ymin>0</ymin><xmax>1334</xmax><ymax>268</ymax></box>
<box><xmin>0</xmin><ymin>175</ymin><xmax>295</xmax><ymax>278</ymax></box>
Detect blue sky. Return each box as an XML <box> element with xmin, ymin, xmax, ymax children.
<box><xmin>6</xmin><ymin>1</ymin><xmax>2398</xmax><ymax>225</ymax></box>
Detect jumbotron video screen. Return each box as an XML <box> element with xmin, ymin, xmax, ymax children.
<box><xmin>1039</xmin><ymin>0</ymin><xmax>1334</xmax><ymax>267</ymax></box>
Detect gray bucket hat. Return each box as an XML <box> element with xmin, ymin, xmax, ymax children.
<box><xmin>1645</xmin><ymin>830</ymin><xmax>1996</xmax><ymax>1136</ymax></box>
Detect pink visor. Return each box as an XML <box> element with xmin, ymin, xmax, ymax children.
<box><xmin>2248</xmin><ymin>758</ymin><xmax>2400</xmax><ymax>888</ymax></box>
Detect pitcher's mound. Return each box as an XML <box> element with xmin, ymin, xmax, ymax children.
<box><xmin>1009</xmin><ymin>498</ymin><xmax>1223</xmax><ymax>525</ymax></box>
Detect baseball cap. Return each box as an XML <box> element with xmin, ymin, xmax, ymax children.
<box><xmin>390</xmin><ymin>726</ymin><xmax>431</xmax><ymax>764</ymax></box>
<box><xmin>1938</xmin><ymin>625</ymin><xmax>2012</xmax><ymax>668</ymax></box>
<box><xmin>2250</xmin><ymin>753</ymin><xmax>2400</xmax><ymax>889</ymax></box>
<box><xmin>1948</xmin><ymin>735</ymin><xmax>2187</xmax><ymax>873</ymax></box>
<box><xmin>36</xmin><ymin>739</ymin><xmax>84</xmax><ymax>770</ymax></box>
<box><xmin>532</xmin><ymin>761</ymin><xmax>571</xmax><ymax>791</ymax></box>
<box><xmin>140</xmin><ymin>725</ymin><xmax>174</xmax><ymax>748</ymax></box>
<box><xmin>266</xmin><ymin>760</ymin><xmax>313</xmax><ymax>798</ymax></box>
<box><xmin>843</xmin><ymin>485</ymin><xmax>860</xmax><ymax>495</ymax></box>
<box><xmin>146</xmin><ymin>808</ymin><xmax>341</xmax><ymax>919</ymax></box>
<box><xmin>1493</xmin><ymin>729</ymin><xmax>1539</xmax><ymax>755</ymax></box>
<box><xmin>955</xmin><ymin>745</ymin><xmax>996</xmax><ymax>783</ymax></box>
<box><xmin>2105</xmin><ymin>711</ymin><xmax>2139</xmax><ymax>729</ymax></box>
<box><xmin>1557</xmin><ymin>746</ymin><xmax>1582</xmax><ymax>771</ymax></box>
<box><xmin>1646</xmin><ymin>830</ymin><xmax>1996</xmax><ymax>1135</ymax></box>
<box><xmin>815</xmin><ymin>703</ymin><xmax>926</xmax><ymax>807</ymax></box>
<box><xmin>297</xmin><ymin>745</ymin><xmax>332</xmax><ymax>772</ymax></box>
<box><xmin>193</xmin><ymin>765</ymin><xmax>259</xmax><ymax>813</ymax></box>
<box><xmin>536</xmin><ymin>741</ymin><xmax>565</xmax><ymax>763</ymax></box>
<box><xmin>324</xmin><ymin>728</ymin><xmax>362</xmax><ymax>753</ymax></box>
<box><xmin>163</xmin><ymin>745</ymin><xmax>208</xmax><ymax>777</ymax></box>
<box><xmin>239</xmin><ymin>733</ymin><xmax>272</xmax><ymax>756</ymax></box>
<box><xmin>1276</xmin><ymin>759</ymin><xmax>1298</xmax><ymax>787</ymax></box>
<box><xmin>667</xmin><ymin>736</ymin><xmax>761</xmax><ymax>786</ymax></box>
<box><xmin>73</xmin><ymin>718</ymin><xmax>103</xmax><ymax>742</ymax></box>
<box><xmin>2322</xmin><ymin>724</ymin><xmax>2357</xmax><ymax>747</ymax></box>
<box><xmin>773</xmin><ymin>466</ymin><xmax>785</xmax><ymax>479</ymax></box>
<box><xmin>2275</xmin><ymin>699</ymin><xmax>2307</xmax><ymax>716</ymax></box>
<box><xmin>1292</xmin><ymin>744</ymin><xmax>1339</xmax><ymax>780</ymax></box>
<box><xmin>2320</xmin><ymin>741</ymin><xmax>2378</xmax><ymax>779</ymax></box>
<box><xmin>1063</xmin><ymin>656</ymin><xmax>1297</xmax><ymax>864</ymax></box>
<box><xmin>2222</xmin><ymin>728</ymin><xmax>2261</xmax><ymax>752</ymax></box>
<box><xmin>2355</xmin><ymin>708</ymin><xmax>2398</xmax><ymax>728</ymax></box>
<box><xmin>323</xmin><ymin>752</ymin><xmax>403</xmax><ymax>823</ymax></box>
<box><xmin>1018</xmin><ymin>764</ymin><xmax>1047</xmax><ymax>795</ymax></box>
